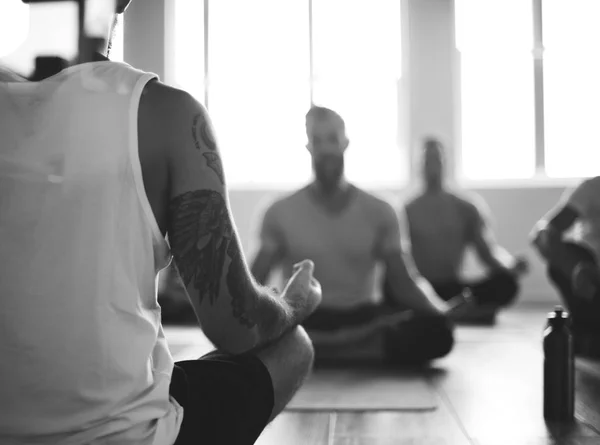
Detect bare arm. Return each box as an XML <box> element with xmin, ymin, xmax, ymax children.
<box><xmin>384</xmin><ymin>250</ymin><xmax>448</xmax><ymax>315</ymax></box>
<box><xmin>465</xmin><ymin>200</ymin><xmax>515</xmax><ymax>273</ymax></box>
<box><xmin>155</xmin><ymin>83</ymin><xmax>311</xmax><ymax>354</ymax></box>
<box><xmin>529</xmin><ymin>179</ymin><xmax>599</xmax><ymax>277</ymax></box>
<box><xmin>531</xmin><ymin>205</ymin><xmax>581</xmax><ymax>276</ymax></box>
<box><xmin>379</xmin><ymin>204</ymin><xmax>447</xmax><ymax>315</ymax></box>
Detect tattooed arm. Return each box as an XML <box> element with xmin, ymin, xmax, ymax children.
<box><xmin>155</xmin><ymin>84</ymin><xmax>318</xmax><ymax>354</ymax></box>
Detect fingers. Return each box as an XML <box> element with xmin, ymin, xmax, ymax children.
<box><xmin>293</xmin><ymin>259</ymin><xmax>315</xmax><ymax>274</ymax></box>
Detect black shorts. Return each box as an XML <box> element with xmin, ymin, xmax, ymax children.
<box><xmin>169</xmin><ymin>350</ymin><xmax>275</xmax><ymax>445</ymax></box>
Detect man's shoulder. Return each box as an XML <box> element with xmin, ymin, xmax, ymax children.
<box><xmin>261</xmin><ymin>187</ymin><xmax>310</xmax><ymax>218</ymax></box>
<box><xmin>403</xmin><ymin>192</ymin><xmax>423</xmax><ymax>211</ymax></box>
<box><xmin>445</xmin><ymin>189</ymin><xmax>479</xmax><ymax>209</ymax></box>
<box><xmin>578</xmin><ymin>176</ymin><xmax>600</xmax><ymax>192</ymax></box>
<box><xmin>141</xmin><ymin>81</ymin><xmax>197</xmax><ymax>117</ymax></box>
<box><xmin>138</xmin><ymin>81</ymin><xmax>201</xmax><ymax>147</ymax></box>
<box><xmin>563</xmin><ymin>177</ymin><xmax>600</xmax><ymax>209</ymax></box>
<box><xmin>355</xmin><ymin>187</ymin><xmax>397</xmax><ymax>220</ymax></box>
<box><xmin>446</xmin><ymin>191</ymin><xmax>490</xmax><ymax>222</ymax></box>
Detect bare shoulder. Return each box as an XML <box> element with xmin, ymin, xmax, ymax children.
<box><xmin>359</xmin><ymin>188</ymin><xmax>397</xmax><ymax>222</ymax></box>
<box><xmin>450</xmin><ymin>190</ymin><xmax>488</xmax><ymax>220</ymax></box>
<box><xmin>136</xmin><ymin>81</ymin><xmax>201</xmax><ymax>234</ymax></box>
<box><xmin>264</xmin><ymin>187</ymin><xmax>309</xmax><ymax>218</ymax></box>
<box><xmin>578</xmin><ymin>176</ymin><xmax>600</xmax><ymax>191</ymax></box>
<box><xmin>138</xmin><ymin>80</ymin><xmax>204</xmax><ymax>150</ymax></box>
<box><xmin>140</xmin><ymin>80</ymin><xmax>198</xmax><ymax>113</ymax></box>
<box><xmin>403</xmin><ymin>191</ymin><xmax>424</xmax><ymax>213</ymax></box>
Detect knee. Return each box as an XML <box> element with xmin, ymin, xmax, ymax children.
<box><xmin>287</xmin><ymin>326</ymin><xmax>315</xmax><ymax>377</ymax></box>
<box><xmin>501</xmin><ymin>275</ymin><xmax>519</xmax><ymax>307</ymax></box>
<box><xmin>386</xmin><ymin>315</ymin><xmax>455</xmax><ymax>364</ymax></box>
<box><xmin>492</xmin><ymin>272</ymin><xmax>520</xmax><ymax>307</ymax></box>
<box><xmin>256</xmin><ymin>326</ymin><xmax>315</xmax><ymax>420</ymax></box>
<box><xmin>427</xmin><ymin>316</ymin><xmax>455</xmax><ymax>359</ymax></box>
<box><xmin>264</xmin><ymin>326</ymin><xmax>314</xmax><ymax>383</ymax></box>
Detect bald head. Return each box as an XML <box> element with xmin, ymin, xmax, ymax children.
<box><xmin>305</xmin><ymin>106</ymin><xmax>349</xmax><ymax>190</ymax></box>
<box><xmin>422</xmin><ymin>137</ymin><xmax>445</xmax><ymax>189</ymax></box>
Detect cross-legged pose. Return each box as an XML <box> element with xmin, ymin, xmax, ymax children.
<box><xmin>402</xmin><ymin>138</ymin><xmax>529</xmax><ymax>323</ymax></box>
<box><xmin>251</xmin><ymin>107</ymin><xmax>457</xmax><ymax>366</ymax></box>
<box><xmin>0</xmin><ymin>2</ymin><xmax>322</xmax><ymax>444</ymax></box>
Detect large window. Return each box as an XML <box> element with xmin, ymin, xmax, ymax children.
<box><xmin>172</xmin><ymin>0</ymin><xmax>204</xmax><ymax>102</ymax></box>
<box><xmin>174</xmin><ymin>0</ymin><xmax>404</xmax><ymax>188</ymax></box>
<box><xmin>456</xmin><ymin>0</ymin><xmax>600</xmax><ymax>182</ymax></box>
<box><xmin>312</xmin><ymin>0</ymin><xmax>404</xmax><ymax>186</ymax></box>
<box><xmin>209</xmin><ymin>0</ymin><xmax>310</xmax><ymax>186</ymax></box>
<box><xmin>0</xmin><ymin>1</ymin><xmax>29</xmax><ymax>60</ymax></box>
<box><xmin>542</xmin><ymin>0</ymin><xmax>600</xmax><ymax>178</ymax></box>
<box><xmin>455</xmin><ymin>0</ymin><xmax>535</xmax><ymax>181</ymax></box>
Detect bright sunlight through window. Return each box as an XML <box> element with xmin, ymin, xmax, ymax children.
<box><xmin>312</xmin><ymin>0</ymin><xmax>403</xmax><ymax>188</ymax></box>
<box><xmin>455</xmin><ymin>0</ymin><xmax>536</xmax><ymax>181</ymax></box>
<box><xmin>0</xmin><ymin>1</ymin><xmax>29</xmax><ymax>59</ymax></box>
<box><xmin>174</xmin><ymin>0</ymin><xmax>404</xmax><ymax>189</ymax></box>
<box><xmin>542</xmin><ymin>0</ymin><xmax>600</xmax><ymax>179</ymax></box>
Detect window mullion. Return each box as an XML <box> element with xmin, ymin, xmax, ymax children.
<box><xmin>533</xmin><ymin>0</ymin><xmax>546</xmax><ymax>174</ymax></box>
<box><xmin>309</xmin><ymin>0</ymin><xmax>314</xmax><ymax>105</ymax></box>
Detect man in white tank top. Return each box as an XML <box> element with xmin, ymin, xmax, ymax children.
<box><xmin>0</xmin><ymin>1</ymin><xmax>322</xmax><ymax>444</ymax></box>
<box><xmin>251</xmin><ymin>106</ymin><xmax>459</xmax><ymax>365</ymax></box>
<box><xmin>531</xmin><ymin>177</ymin><xmax>600</xmax><ymax>357</ymax></box>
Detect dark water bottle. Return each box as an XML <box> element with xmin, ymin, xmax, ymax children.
<box><xmin>543</xmin><ymin>306</ymin><xmax>574</xmax><ymax>422</ymax></box>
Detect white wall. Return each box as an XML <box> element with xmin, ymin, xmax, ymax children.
<box><xmin>125</xmin><ymin>0</ymin><xmax>564</xmax><ymax>304</ymax></box>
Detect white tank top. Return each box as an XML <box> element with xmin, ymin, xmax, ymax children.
<box><xmin>0</xmin><ymin>62</ymin><xmax>183</xmax><ymax>445</ymax></box>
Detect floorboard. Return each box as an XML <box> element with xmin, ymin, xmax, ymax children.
<box><xmin>429</xmin><ymin>307</ymin><xmax>600</xmax><ymax>445</ymax></box>
<box><xmin>163</xmin><ymin>305</ymin><xmax>600</xmax><ymax>444</ymax></box>
<box><xmin>255</xmin><ymin>412</ymin><xmax>331</xmax><ymax>445</ymax></box>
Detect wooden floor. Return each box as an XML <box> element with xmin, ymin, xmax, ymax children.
<box><xmin>164</xmin><ymin>305</ymin><xmax>600</xmax><ymax>445</ymax></box>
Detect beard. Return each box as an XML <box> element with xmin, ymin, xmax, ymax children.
<box><xmin>313</xmin><ymin>155</ymin><xmax>345</xmax><ymax>190</ymax></box>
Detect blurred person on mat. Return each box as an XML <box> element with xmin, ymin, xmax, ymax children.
<box><xmin>0</xmin><ymin>1</ymin><xmax>323</xmax><ymax>444</ymax></box>
<box><xmin>250</xmin><ymin>106</ymin><xmax>471</xmax><ymax>366</ymax></box>
<box><xmin>401</xmin><ymin>137</ymin><xmax>529</xmax><ymax>324</ymax></box>
<box><xmin>531</xmin><ymin>176</ymin><xmax>600</xmax><ymax>358</ymax></box>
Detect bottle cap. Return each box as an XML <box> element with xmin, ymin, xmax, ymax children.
<box><xmin>547</xmin><ymin>305</ymin><xmax>570</xmax><ymax>325</ymax></box>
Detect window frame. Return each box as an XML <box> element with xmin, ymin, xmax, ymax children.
<box><xmin>170</xmin><ymin>0</ymin><xmax>407</xmax><ymax>191</ymax></box>
<box><xmin>456</xmin><ymin>0</ymin><xmax>593</xmax><ymax>188</ymax></box>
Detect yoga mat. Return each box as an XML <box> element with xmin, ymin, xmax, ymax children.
<box><xmin>286</xmin><ymin>368</ymin><xmax>438</xmax><ymax>411</ymax></box>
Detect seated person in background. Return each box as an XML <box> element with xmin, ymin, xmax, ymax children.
<box><xmin>403</xmin><ymin>138</ymin><xmax>529</xmax><ymax>323</ymax></box>
<box><xmin>250</xmin><ymin>106</ymin><xmax>459</xmax><ymax>366</ymax></box>
<box><xmin>531</xmin><ymin>176</ymin><xmax>600</xmax><ymax>357</ymax></box>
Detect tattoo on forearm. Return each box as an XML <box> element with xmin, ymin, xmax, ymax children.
<box><xmin>226</xmin><ymin>240</ymin><xmax>259</xmax><ymax>328</ymax></box>
<box><xmin>168</xmin><ymin>189</ymin><xmax>260</xmax><ymax>327</ymax></box>
<box><xmin>203</xmin><ymin>152</ymin><xmax>225</xmax><ymax>185</ymax></box>
<box><xmin>192</xmin><ymin>113</ymin><xmax>217</xmax><ymax>152</ymax></box>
